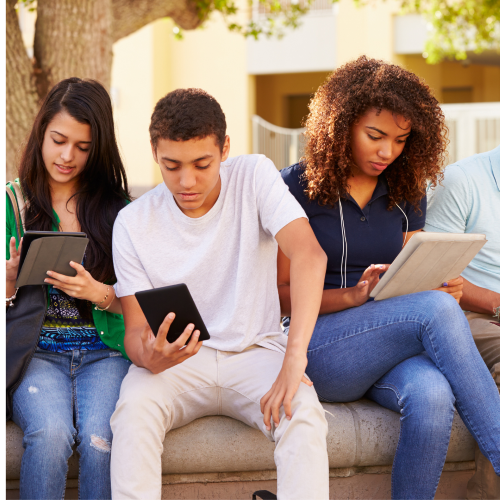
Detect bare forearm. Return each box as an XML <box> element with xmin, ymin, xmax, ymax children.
<box><xmin>461</xmin><ymin>278</ymin><xmax>500</xmax><ymax>315</ymax></box>
<box><xmin>280</xmin><ymin>285</ymin><xmax>357</xmax><ymax>317</ymax></box>
<box><xmin>286</xmin><ymin>249</ymin><xmax>326</xmax><ymax>355</ymax></box>
<box><xmin>123</xmin><ymin>328</ymin><xmax>146</xmax><ymax>367</ymax></box>
<box><xmin>6</xmin><ymin>280</ymin><xmax>16</xmax><ymax>298</ymax></box>
<box><xmin>102</xmin><ymin>292</ymin><xmax>122</xmax><ymax>315</ymax></box>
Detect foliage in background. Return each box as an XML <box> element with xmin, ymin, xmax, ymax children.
<box><xmin>401</xmin><ymin>0</ymin><xmax>500</xmax><ymax>63</ymax></box>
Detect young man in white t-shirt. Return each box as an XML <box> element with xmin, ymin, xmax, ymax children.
<box><xmin>110</xmin><ymin>89</ymin><xmax>330</xmax><ymax>499</ymax></box>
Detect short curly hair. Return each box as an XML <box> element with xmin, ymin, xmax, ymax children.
<box><xmin>149</xmin><ymin>88</ymin><xmax>226</xmax><ymax>151</ymax></box>
<box><xmin>302</xmin><ymin>56</ymin><xmax>448</xmax><ymax>211</ymax></box>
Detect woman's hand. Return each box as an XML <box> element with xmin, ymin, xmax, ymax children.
<box><xmin>260</xmin><ymin>352</ymin><xmax>312</xmax><ymax>430</ymax></box>
<box><xmin>433</xmin><ymin>276</ymin><xmax>464</xmax><ymax>304</ymax></box>
<box><xmin>346</xmin><ymin>264</ymin><xmax>390</xmax><ymax>307</ymax></box>
<box><xmin>6</xmin><ymin>237</ymin><xmax>22</xmax><ymax>283</ymax></box>
<box><xmin>44</xmin><ymin>261</ymin><xmax>109</xmax><ymax>304</ymax></box>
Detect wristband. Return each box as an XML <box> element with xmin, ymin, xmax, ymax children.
<box><xmin>94</xmin><ymin>285</ymin><xmax>111</xmax><ymax>311</ymax></box>
<box><xmin>6</xmin><ymin>289</ymin><xmax>18</xmax><ymax>308</ymax></box>
<box><xmin>494</xmin><ymin>305</ymin><xmax>500</xmax><ymax>321</ymax></box>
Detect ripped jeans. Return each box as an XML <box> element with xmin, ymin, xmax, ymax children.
<box><xmin>12</xmin><ymin>348</ymin><xmax>131</xmax><ymax>500</ymax></box>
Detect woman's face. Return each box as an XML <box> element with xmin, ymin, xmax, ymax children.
<box><xmin>349</xmin><ymin>108</ymin><xmax>411</xmax><ymax>177</ymax></box>
<box><xmin>41</xmin><ymin>110</ymin><xmax>92</xmax><ymax>187</ymax></box>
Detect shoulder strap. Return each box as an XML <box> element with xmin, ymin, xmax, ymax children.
<box><xmin>10</xmin><ymin>181</ymin><xmax>26</xmax><ymax>231</ymax></box>
<box><xmin>6</xmin><ymin>185</ymin><xmax>22</xmax><ymax>242</ymax></box>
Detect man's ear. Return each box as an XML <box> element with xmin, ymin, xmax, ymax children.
<box><xmin>150</xmin><ymin>141</ymin><xmax>159</xmax><ymax>164</ymax></box>
<box><xmin>221</xmin><ymin>136</ymin><xmax>230</xmax><ymax>162</ymax></box>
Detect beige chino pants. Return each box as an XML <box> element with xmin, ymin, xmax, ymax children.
<box><xmin>465</xmin><ymin>312</ymin><xmax>500</xmax><ymax>500</ymax></box>
<box><xmin>110</xmin><ymin>345</ymin><xmax>329</xmax><ymax>500</ymax></box>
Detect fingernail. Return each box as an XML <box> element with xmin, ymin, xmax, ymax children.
<box><xmin>443</xmin><ymin>282</ymin><xmax>448</xmax><ymax>287</ymax></box>
<box><xmin>188</xmin><ymin>323</ymin><xmax>194</xmax><ymax>330</ymax></box>
<box><xmin>44</xmin><ymin>279</ymin><xmax>48</xmax><ymax>283</ymax></box>
<box><xmin>46</xmin><ymin>271</ymin><xmax>52</xmax><ymax>276</ymax></box>
<box><xmin>168</xmin><ymin>313</ymin><xmax>175</xmax><ymax>319</ymax></box>
<box><xmin>194</xmin><ymin>330</ymin><xmax>200</xmax><ymax>337</ymax></box>
<box><xmin>363</xmin><ymin>280</ymin><xmax>367</xmax><ymax>284</ymax></box>
<box><xmin>287</xmin><ymin>416</ymin><xmax>291</xmax><ymax>420</ymax></box>
<box><xmin>266</xmin><ymin>426</ymin><xmax>271</xmax><ymax>431</ymax></box>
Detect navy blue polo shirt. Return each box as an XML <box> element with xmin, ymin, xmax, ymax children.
<box><xmin>281</xmin><ymin>163</ymin><xmax>426</xmax><ymax>289</ymax></box>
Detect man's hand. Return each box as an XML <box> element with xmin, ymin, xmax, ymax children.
<box><xmin>260</xmin><ymin>352</ymin><xmax>312</xmax><ymax>430</ymax></box>
<box><xmin>346</xmin><ymin>264</ymin><xmax>390</xmax><ymax>307</ymax></box>
<box><xmin>433</xmin><ymin>276</ymin><xmax>464</xmax><ymax>303</ymax></box>
<box><xmin>140</xmin><ymin>312</ymin><xmax>203</xmax><ymax>374</ymax></box>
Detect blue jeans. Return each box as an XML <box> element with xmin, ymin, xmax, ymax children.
<box><xmin>12</xmin><ymin>348</ymin><xmax>131</xmax><ymax>500</ymax></box>
<box><xmin>292</xmin><ymin>291</ymin><xmax>500</xmax><ymax>500</ymax></box>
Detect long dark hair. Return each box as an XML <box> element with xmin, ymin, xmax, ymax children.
<box><xmin>18</xmin><ymin>77</ymin><xmax>130</xmax><ymax>284</ymax></box>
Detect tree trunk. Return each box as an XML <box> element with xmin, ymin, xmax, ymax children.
<box><xmin>34</xmin><ymin>0</ymin><xmax>114</xmax><ymax>95</ymax></box>
<box><xmin>6</xmin><ymin>0</ymin><xmax>39</xmax><ymax>181</ymax></box>
<box><xmin>6</xmin><ymin>0</ymin><xmax>203</xmax><ymax>181</ymax></box>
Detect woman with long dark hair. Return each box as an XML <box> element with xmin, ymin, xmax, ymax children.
<box><xmin>279</xmin><ymin>56</ymin><xmax>500</xmax><ymax>499</ymax></box>
<box><xmin>6</xmin><ymin>77</ymin><xmax>131</xmax><ymax>499</ymax></box>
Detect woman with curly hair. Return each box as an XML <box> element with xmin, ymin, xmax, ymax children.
<box><xmin>279</xmin><ymin>56</ymin><xmax>500</xmax><ymax>499</ymax></box>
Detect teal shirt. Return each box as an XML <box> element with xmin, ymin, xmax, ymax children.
<box><xmin>6</xmin><ymin>180</ymin><xmax>129</xmax><ymax>359</ymax></box>
<box><xmin>424</xmin><ymin>146</ymin><xmax>500</xmax><ymax>293</ymax></box>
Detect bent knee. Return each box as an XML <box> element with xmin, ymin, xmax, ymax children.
<box><xmin>290</xmin><ymin>384</ymin><xmax>328</xmax><ymax>429</ymax></box>
<box><xmin>403</xmin><ymin>380</ymin><xmax>455</xmax><ymax>421</ymax></box>
<box><xmin>23</xmin><ymin>419</ymin><xmax>74</xmax><ymax>451</ymax></box>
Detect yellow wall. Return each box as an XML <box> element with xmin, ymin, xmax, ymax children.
<box><xmin>336</xmin><ymin>0</ymin><xmax>402</xmax><ymax>67</ymax></box>
<box><xmin>400</xmin><ymin>55</ymin><xmax>500</xmax><ymax>103</ymax></box>
<box><xmin>255</xmin><ymin>72</ymin><xmax>331</xmax><ymax>127</ymax></box>
<box><xmin>112</xmin><ymin>24</ymin><xmax>157</xmax><ymax>193</ymax></box>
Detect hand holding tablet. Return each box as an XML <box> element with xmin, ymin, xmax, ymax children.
<box><xmin>135</xmin><ymin>284</ymin><xmax>210</xmax><ymax>344</ymax></box>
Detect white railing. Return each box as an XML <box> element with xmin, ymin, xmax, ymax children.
<box><xmin>440</xmin><ymin>103</ymin><xmax>500</xmax><ymax>165</ymax></box>
<box><xmin>252</xmin><ymin>102</ymin><xmax>500</xmax><ymax>170</ymax></box>
<box><xmin>252</xmin><ymin>116</ymin><xmax>306</xmax><ymax>169</ymax></box>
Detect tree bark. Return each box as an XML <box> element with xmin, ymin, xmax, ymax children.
<box><xmin>112</xmin><ymin>0</ymin><xmax>202</xmax><ymax>42</ymax></box>
<box><xmin>6</xmin><ymin>0</ymin><xmax>204</xmax><ymax>180</ymax></box>
<box><xmin>34</xmin><ymin>0</ymin><xmax>114</xmax><ymax>94</ymax></box>
<box><xmin>6</xmin><ymin>0</ymin><xmax>39</xmax><ymax>181</ymax></box>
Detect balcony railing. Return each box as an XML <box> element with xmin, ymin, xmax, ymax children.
<box><xmin>252</xmin><ymin>102</ymin><xmax>500</xmax><ymax>170</ymax></box>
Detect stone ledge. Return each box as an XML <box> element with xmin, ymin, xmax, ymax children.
<box><xmin>6</xmin><ymin>399</ymin><xmax>475</xmax><ymax>482</ymax></box>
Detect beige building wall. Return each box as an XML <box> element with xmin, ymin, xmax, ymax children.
<box><xmin>112</xmin><ymin>24</ymin><xmax>158</xmax><ymax>195</ymax></box>
<box><xmin>112</xmin><ymin>10</ymin><xmax>252</xmax><ymax>191</ymax></box>
<box><xmin>336</xmin><ymin>0</ymin><xmax>403</xmax><ymax>67</ymax></box>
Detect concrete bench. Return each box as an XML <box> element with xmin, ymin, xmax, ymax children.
<box><xmin>6</xmin><ymin>399</ymin><xmax>475</xmax><ymax>499</ymax></box>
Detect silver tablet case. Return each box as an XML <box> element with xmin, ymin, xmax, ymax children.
<box><xmin>370</xmin><ymin>232</ymin><xmax>487</xmax><ymax>301</ymax></box>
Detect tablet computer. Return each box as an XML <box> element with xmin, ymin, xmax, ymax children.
<box><xmin>369</xmin><ymin>232</ymin><xmax>486</xmax><ymax>301</ymax></box>
<box><xmin>135</xmin><ymin>284</ymin><xmax>210</xmax><ymax>344</ymax></box>
<box><xmin>16</xmin><ymin>231</ymin><xmax>89</xmax><ymax>288</ymax></box>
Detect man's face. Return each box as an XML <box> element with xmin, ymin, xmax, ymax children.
<box><xmin>152</xmin><ymin>135</ymin><xmax>230</xmax><ymax>218</ymax></box>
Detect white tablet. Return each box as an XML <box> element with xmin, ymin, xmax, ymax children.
<box><xmin>370</xmin><ymin>232</ymin><xmax>487</xmax><ymax>301</ymax></box>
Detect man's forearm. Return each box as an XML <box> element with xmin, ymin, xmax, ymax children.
<box><xmin>286</xmin><ymin>248</ymin><xmax>327</xmax><ymax>355</ymax></box>
<box><xmin>124</xmin><ymin>328</ymin><xmax>146</xmax><ymax>367</ymax></box>
<box><xmin>461</xmin><ymin>278</ymin><xmax>500</xmax><ymax>315</ymax></box>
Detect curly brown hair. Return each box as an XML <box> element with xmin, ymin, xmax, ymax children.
<box><xmin>302</xmin><ymin>55</ymin><xmax>447</xmax><ymax>210</ymax></box>
<box><xmin>150</xmin><ymin>88</ymin><xmax>226</xmax><ymax>151</ymax></box>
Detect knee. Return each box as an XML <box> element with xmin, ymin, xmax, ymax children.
<box><xmin>421</xmin><ymin>291</ymin><xmax>460</xmax><ymax>319</ymax></box>
<box><xmin>286</xmin><ymin>385</ymin><xmax>328</xmax><ymax>436</ymax></box>
<box><xmin>23</xmin><ymin>418</ymin><xmax>74</xmax><ymax>453</ymax></box>
<box><xmin>111</xmin><ymin>378</ymin><xmax>169</xmax><ymax>433</ymax></box>
<box><xmin>402</xmin><ymin>379</ymin><xmax>455</xmax><ymax>431</ymax></box>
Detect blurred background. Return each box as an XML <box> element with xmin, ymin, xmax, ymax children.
<box><xmin>13</xmin><ymin>0</ymin><xmax>500</xmax><ymax>197</ymax></box>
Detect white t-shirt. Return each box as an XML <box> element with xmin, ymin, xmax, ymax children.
<box><xmin>112</xmin><ymin>154</ymin><xmax>307</xmax><ymax>353</ymax></box>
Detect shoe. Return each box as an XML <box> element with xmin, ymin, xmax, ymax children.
<box><xmin>252</xmin><ymin>490</ymin><xmax>277</xmax><ymax>500</ymax></box>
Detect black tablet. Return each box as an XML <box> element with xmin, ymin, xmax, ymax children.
<box><xmin>17</xmin><ymin>231</ymin><xmax>87</xmax><ymax>279</ymax></box>
<box><xmin>135</xmin><ymin>283</ymin><xmax>210</xmax><ymax>344</ymax></box>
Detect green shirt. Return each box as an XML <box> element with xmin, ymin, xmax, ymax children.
<box><xmin>6</xmin><ymin>180</ymin><xmax>128</xmax><ymax>360</ymax></box>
